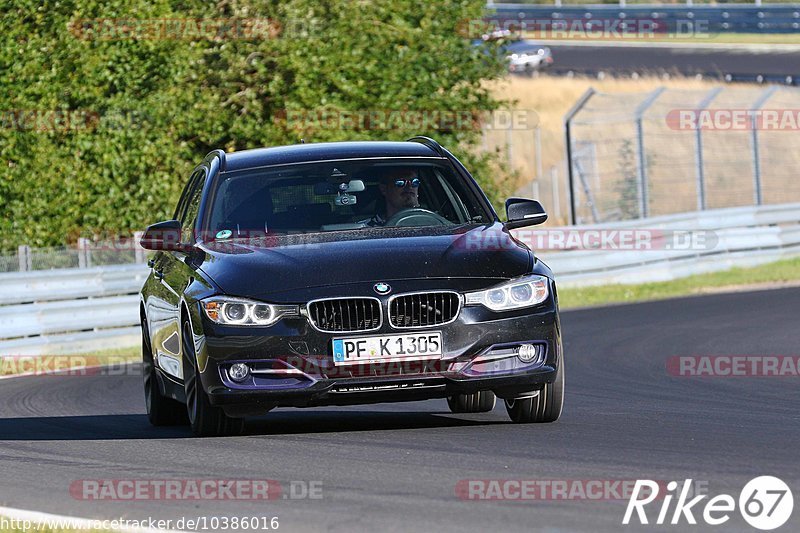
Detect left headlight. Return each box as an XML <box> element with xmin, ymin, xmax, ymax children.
<box><xmin>464</xmin><ymin>275</ymin><xmax>550</xmax><ymax>311</ymax></box>
<box><xmin>201</xmin><ymin>297</ymin><xmax>299</xmax><ymax>326</ymax></box>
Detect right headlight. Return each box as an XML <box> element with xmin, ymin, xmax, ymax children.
<box><xmin>464</xmin><ymin>274</ymin><xmax>549</xmax><ymax>311</ymax></box>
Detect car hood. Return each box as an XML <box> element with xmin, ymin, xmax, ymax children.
<box><xmin>196</xmin><ymin>223</ymin><xmax>532</xmax><ymax>299</ymax></box>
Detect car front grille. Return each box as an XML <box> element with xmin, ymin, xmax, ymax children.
<box><xmin>389</xmin><ymin>292</ymin><xmax>461</xmax><ymax>328</ymax></box>
<box><xmin>307</xmin><ymin>298</ymin><xmax>381</xmax><ymax>332</ymax></box>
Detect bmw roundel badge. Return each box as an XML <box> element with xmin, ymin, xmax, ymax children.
<box><xmin>374</xmin><ymin>282</ymin><xmax>391</xmax><ymax>295</ymax></box>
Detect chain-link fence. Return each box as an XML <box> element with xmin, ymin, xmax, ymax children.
<box><xmin>565</xmin><ymin>85</ymin><xmax>800</xmax><ymax>224</ymax></box>
<box><xmin>0</xmin><ymin>235</ymin><xmax>146</xmax><ymax>273</ymax></box>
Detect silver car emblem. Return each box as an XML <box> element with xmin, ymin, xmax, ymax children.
<box><xmin>374</xmin><ymin>282</ymin><xmax>391</xmax><ymax>295</ymax></box>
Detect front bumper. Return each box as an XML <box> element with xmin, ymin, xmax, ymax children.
<box><xmin>188</xmin><ymin>292</ymin><xmax>562</xmax><ymax>415</ymax></box>
<box><xmin>208</xmin><ymin>366</ymin><xmax>557</xmax><ymax>416</ymax></box>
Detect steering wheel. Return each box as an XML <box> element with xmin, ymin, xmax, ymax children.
<box><xmin>384</xmin><ymin>208</ymin><xmax>450</xmax><ymax>227</ymax></box>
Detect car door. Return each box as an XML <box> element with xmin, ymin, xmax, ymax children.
<box><xmin>150</xmin><ymin>168</ymin><xmax>206</xmax><ymax>380</ymax></box>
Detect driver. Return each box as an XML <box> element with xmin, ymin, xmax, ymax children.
<box><xmin>365</xmin><ymin>168</ymin><xmax>421</xmax><ymax>226</ymax></box>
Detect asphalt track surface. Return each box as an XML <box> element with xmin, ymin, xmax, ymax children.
<box><xmin>1</xmin><ymin>288</ymin><xmax>798</xmax><ymax>532</ymax></box>
<box><xmin>546</xmin><ymin>43</ymin><xmax>800</xmax><ymax>78</ymax></box>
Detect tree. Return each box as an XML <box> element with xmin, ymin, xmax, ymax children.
<box><xmin>0</xmin><ymin>0</ymin><xmax>509</xmax><ymax>251</ymax></box>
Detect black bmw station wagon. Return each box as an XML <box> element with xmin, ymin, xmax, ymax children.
<box><xmin>139</xmin><ymin>137</ymin><xmax>563</xmax><ymax>436</ymax></box>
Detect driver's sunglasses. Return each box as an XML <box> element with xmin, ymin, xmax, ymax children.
<box><xmin>394</xmin><ymin>178</ymin><xmax>421</xmax><ymax>189</ymax></box>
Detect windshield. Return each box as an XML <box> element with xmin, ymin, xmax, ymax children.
<box><xmin>204</xmin><ymin>159</ymin><xmax>493</xmax><ymax>238</ymax></box>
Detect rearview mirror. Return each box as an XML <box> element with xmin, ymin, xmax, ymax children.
<box><xmin>313</xmin><ymin>179</ymin><xmax>366</xmax><ymax>195</ymax></box>
<box><xmin>139</xmin><ymin>220</ymin><xmax>192</xmax><ymax>252</ymax></box>
<box><xmin>346</xmin><ymin>179</ymin><xmax>365</xmax><ymax>192</ymax></box>
<box><xmin>504</xmin><ymin>198</ymin><xmax>547</xmax><ymax>230</ymax></box>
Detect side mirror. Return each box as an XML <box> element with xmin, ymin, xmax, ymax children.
<box><xmin>140</xmin><ymin>220</ymin><xmax>192</xmax><ymax>252</ymax></box>
<box><xmin>504</xmin><ymin>198</ymin><xmax>548</xmax><ymax>229</ymax></box>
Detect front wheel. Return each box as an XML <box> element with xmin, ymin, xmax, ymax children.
<box><xmin>505</xmin><ymin>361</ymin><xmax>564</xmax><ymax>423</ymax></box>
<box><xmin>182</xmin><ymin>321</ymin><xmax>245</xmax><ymax>437</ymax></box>
<box><xmin>447</xmin><ymin>391</ymin><xmax>496</xmax><ymax>413</ymax></box>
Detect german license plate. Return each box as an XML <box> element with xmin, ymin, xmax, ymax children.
<box><xmin>331</xmin><ymin>332</ymin><xmax>443</xmax><ymax>366</ymax></box>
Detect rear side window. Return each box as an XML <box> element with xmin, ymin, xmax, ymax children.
<box><xmin>180</xmin><ymin>169</ymin><xmax>206</xmax><ymax>241</ymax></box>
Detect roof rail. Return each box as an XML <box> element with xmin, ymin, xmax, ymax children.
<box><xmin>406</xmin><ymin>136</ymin><xmax>446</xmax><ymax>157</ymax></box>
<box><xmin>206</xmin><ymin>149</ymin><xmax>228</xmax><ymax>171</ymax></box>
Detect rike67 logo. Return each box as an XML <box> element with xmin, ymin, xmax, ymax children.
<box><xmin>623</xmin><ymin>477</ymin><xmax>793</xmax><ymax>530</ymax></box>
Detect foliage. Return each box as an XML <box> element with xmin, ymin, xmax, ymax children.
<box><xmin>613</xmin><ymin>139</ymin><xmax>640</xmax><ymax>220</ymax></box>
<box><xmin>612</xmin><ymin>138</ymin><xmax>655</xmax><ymax>221</ymax></box>
<box><xmin>0</xmin><ymin>0</ymin><xmax>508</xmax><ymax>251</ymax></box>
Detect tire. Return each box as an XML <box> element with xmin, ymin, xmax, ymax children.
<box><xmin>182</xmin><ymin>321</ymin><xmax>245</xmax><ymax>437</ymax></box>
<box><xmin>446</xmin><ymin>391</ymin><xmax>496</xmax><ymax>413</ymax></box>
<box><xmin>142</xmin><ymin>319</ymin><xmax>188</xmax><ymax>426</ymax></box>
<box><xmin>505</xmin><ymin>360</ymin><xmax>564</xmax><ymax>423</ymax></box>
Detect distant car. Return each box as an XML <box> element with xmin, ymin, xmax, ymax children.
<box><xmin>472</xmin><ymin>36</ymin><xmax>554</xmax><ymax>76</ymax></box>
<box><xmin>504</xmin><ymin>40</ymin><xmax>553</xmax><ymax>75</ymax></box>
<box><xmin>139</xmin><ymin>137</ymin><xmax>563</xmax><ymax>436</ymax></box>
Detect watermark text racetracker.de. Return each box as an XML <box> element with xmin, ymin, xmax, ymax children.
<box><xmin>276</xmin><ymin>108</ymin><xmax>539</xmax><ymax>132</ymax></box>
<box><xmin>666</xmin><ymin>355</ymin><xmax>800</xmax><ymax>377</ymax></box>
<box><xmin>69</xmin><ymin>479</ymin><xmax>323</xmax><ymax>501</ymax></box>
<box><xmin>667</xmin><ymin>109</ymin><xmax>800</xmax><ymax>131</ymax></box>
<box><xmin>0</xmin><ymin>109</ymin><xmax>148</xmax><ymax>132</ymax></box>
<box><xmin>484</xmin><ymin>228</ymin><xmax>718</xmax><ymax>252</ymax></box>
<box><xmin>14</xmin><ymin>227</ymin><xmax>720</xmax><ymax>255</ymax></box>
<box><xmin>0</xmin><ymin>355</ymin><xmax>138</xmax><ymax>377</ymax></box>
<box><xmin>68</xmin><ymin>18</ymin><xmax>281</xmax><ymax>41</ymax></box>
<box><xmin>455</xmin><ymin>479</ymin><xmax>707</xmax><ymax>501</ymax></box>
<box><xmin>462</xmin><ymin>18</ymin><xmax>713</xmax><ymax>40</ymax></box>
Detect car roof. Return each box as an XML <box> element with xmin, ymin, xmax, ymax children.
<box><xmin>218</xmin><ymin>141</ymin><xmax>445</xmax><ymax>172</ymax></box>
<box><xmin>504</xmin><ymin>40</ymin><xmax>545</xmax><ymax>53</ymax></box>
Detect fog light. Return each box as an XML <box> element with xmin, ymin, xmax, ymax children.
<box><xmin>516</xmin><ymin>344</ymin><xmax>538</xmax><ymax>363</ymax></box>
<box><xmin>229</xmin><ymin>363</ymin><xmax>251</xmax><ymax>382</ymax></box>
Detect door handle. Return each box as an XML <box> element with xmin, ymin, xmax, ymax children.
<box><xmin>154</xmin><ymin>270</ymin><xmax>164</xmax><ymax>280</ymax></box>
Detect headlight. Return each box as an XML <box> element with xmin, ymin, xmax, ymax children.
<box><xmin>201</xmin><ymin>297</ymin><xmax>299</xmax><ymax>326</ymax></box>
<box><xmin>464</xmin><ymin>275</ymin><xmax>549</xmax><ymax>311</ymax></box>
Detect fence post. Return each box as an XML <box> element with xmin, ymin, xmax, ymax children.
<box><xmin>77</xmin><ymin>238</ymin><xmax>91</xmax><ymax>268</ymax></box>
<box><xmin>694</xmin><ymin>87</ymin><xmax>723</xmax><ymax>211</ymax></box>
<box><xmin>535</xmin><ymin>125</ymin><xmax>543</xmax><ymax>185</ymax></box>
<box><xmin>17</xmin><ymin>245</ymin><xmax>31</xmax><ymax>272</ymax></box>
<box><xmin>575</xmin><ymin>155</ymin><xmax>601</xmax><ymax>223</ymax></box>
<box><xmin>530</xmin><ymin>180</ymin><xmax>540</xmax><ymax>200</ymax></box>
<box><xmin>506</xmin><ymin>117</ymin><xmax>514</xmax><ymax>171</ymax></box>
<box><xmin>551</xmin><ymin>166</ymin><xmax>561</xmax><ymax>220</ymax></box>
<box><xmin>633</xmin><ymin>87</ymin><xmax>666</xmax><ymax>219</ymax></box>
<box><xmin>564</xmin><ymin>88</ymin><xmax>596</xmax><ymax>225</ymax></box>
<box><xmin>750</xmin><ymin>86</ymin><xmax>778</xmax><ymax>206</ymax></box>
<box><xmin>133</xmin><ymin>231</ymin><xmax>146</xmax><ymax>264</ymax></box>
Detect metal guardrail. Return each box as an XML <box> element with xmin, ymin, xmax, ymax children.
<box><xmin>1</xmin><ymin>203</ymin><xmax>798</xmax><ymax>354</ymax></box>
<box><xmin>0</xmin><ymin>265</ymin><xmax>146</xmax><ymax>356</ymax></box>
<box><xmin>488</xmin><ymin>4</ymin><xmax>800</xmax><ymax>34</ymax></box>
<box><xmin>523</xmin><ymin>202</ymin><xmax>800</xmax><ymax>286</ymax></box>
<box><xmin>0</xmin><ymin>264</ymin><xmax>147</xmax><ymax>305</ymax></box>
<box><xmin>1</xmin><ymin>295</ymin><xmax>141</xmax><ymax>338</ymax></box>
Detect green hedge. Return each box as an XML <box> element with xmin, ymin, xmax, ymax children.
<box><xmin>0</xmin><ymin>0</ymin><xmax>509</xmax><ymax>251</ymax></box>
